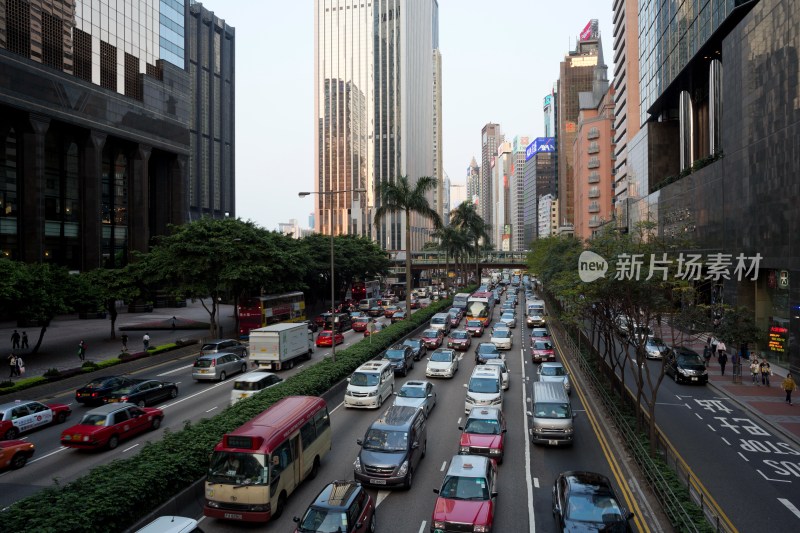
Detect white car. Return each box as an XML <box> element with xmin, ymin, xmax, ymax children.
<box><xmin>490</xmin><ymin>328</ymin><xmax>513</xmax><ymax>350</ymax></box>
<box><xmin>426</xmin><ymin>348</ymin><xmax>459</xmax><ymax>378</ymax></box>
<box><xmin>500</xmin><ymin>311</ymin><xmax>516</xmax><ymax>328</ymax></box>
<box><xmin>484</xmin><ymin>359</ymin><xmax>509</xmax><ymax>390</ymax></box>
<box><xmin>538</xmin><ymin>362</ymin><xmax>571</xmax><ymax>395</ymax></box>
<box><xmin>645</xmin><ymin>337</ymin><xmax>669</xmax><ymax>359</ymax></box>
<box><xmin>393</xmin><ymin>380</ymin><xmax>437</xmax><ymax>417</ymax></box>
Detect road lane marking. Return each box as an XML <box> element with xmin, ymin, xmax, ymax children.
<box><xmin>457</xmin><ymin>417</ymin><xmax>462</xmax><ymax>425</ymax></box>
<box><xmin>418</xmin><ymin>521</ymin><xmax>427</xmax><ymax>533</ymax></box>
<box><xmin>737</xmin><ymin>452</ymin><xmax>749</xmax><ymax>462</ymax></box>
<box><xmin>28</xmin><ymin>446</ymin><xmax>69</xmax><ymax>464</ymax></box>
<box><xmin>376</xmin><ymin>490</ymin><xmax>391</xmax><ymax>507</ymax></box>
<box><xmin>707</xmin><ymin>425</ymin><xmax>716</xmax><ymax>432</ymax></box>
<box><xmin>440</xmin><ymin>461</ymin><xmax>447</xmax><ymax>471</ymax></box>
<box><xmin>520</xmin><ymin>345</ymin><xmax>536</xmax><ymax>533</ymax></box>
<box><xmin>158</xmin><ymin>379</ymin><xmax>235</xmax><ymax>409</ymax></box>
<box><xmin>757</xmin><ymin>469</ymin><xmax>791</xmax><ymax>483</ymax></box>
<box><xmin>206</xmin><ymin>406</ymin><xmax>218</xmax><ymax>413</ymax></box>
<box><xmin>123</xmin><ymin>443</ymin><xmax>140</xmax><ymax>453</ymax></box>
<box><xmin>157</xmin><ymin>364</ymin><xmax>194</xmax><ymax>376</ymax></box>
<box><xmin>722</xmin><ymin>437</ymin><xmax>730</xmax><ymax>445</ymax></box>
<box><xmin>695</xmin><ymin>413</ymin><xmax>703</xmax><ymax>420</ymax></box>
<box><xmin>533</xmin><ymin>477</ymin><xmax>539</xmax><ymax>488</ymax></box>
<box><xmin>778</xmin><ymin>498</ymin><xmax>800</xmax><ymax>519</ymax></box>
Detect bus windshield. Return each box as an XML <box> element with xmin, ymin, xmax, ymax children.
<box><xmin>208</xmin><ymin>451</ymin><xmax>268</xmax><ymax>485</ymax></box>
<box><xmin>466</xmin><ymin>301</ymin><xmax>489</xmax><ymax>318</ymax></box>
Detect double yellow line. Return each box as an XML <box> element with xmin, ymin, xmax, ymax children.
<box><xmin>550</xmin><ymin>332</ymin><xmax>649</xmax><ymax>533</ymax></box>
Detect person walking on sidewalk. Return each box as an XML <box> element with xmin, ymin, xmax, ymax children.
<box><xmin>7</xmin><ymin>353</ymin><xmax>19</xmax><ymax>378</ymax></box>
<box><xmin>143</xmin><ymin>333</ymin><xmax>151</xmax><ymax>351</ymax></box>
<box><xmin>78</xmin><ymin>340</ymin><xmax>87</xmax><ymax>361</ymax></box>
<box><xmin>718</xmin><ymin>350</ymin><xmax>728</xmax><ymax>375</ymax></box>
<box><xmin>782</xmin><ymin>373</ymin><xmax>796</xmax><ymax>405</ymax></box>
<box><xmin>703</xmin><ymin>344</ymin><xmax>712</xmax><ymax>367</ymax></box>
<box><xmin>121</xmin><ymin>333</ymin><xmax>129</xmax><ymax>352</ymax></box>
<box><xmin>21</xmin><ymin>332</ymin><xmax>28</xmax><ymax>350</ymax></box>
<box><xmin>11</xmin><ymin>330</ymin><xmax>20</xmax><ymax>350</ymax></box>
<box><xmin>760</xmin><ymin>357</ymin><xmax>772</xmax><ymax>387</ymax></box>
<box><xmin>750</xmin><ymin>358</ymin><xmax>761</xmax><ymax>384</ymax></box>
<box><xmin>710</xmin><ymin>336</ymin><xmax>719</xmax><ymax>358</ymax></box>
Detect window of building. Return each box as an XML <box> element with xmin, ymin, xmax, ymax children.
<box><xmin>73</xmin><ymin>28</ymin><xmax>92</xmax><ymax>82</ymax></box>
<box><xmin>100</xmin><ymin>41</ymin><xmax>117</xmax><ymax>91</ymax></box>
<box><xmin>5</xmin><ymin>0</ymin><xmax>31</xmax><ymax>58</ymax></box>
<box><xmin>41</xmin><ymin>11</ymin><xmax>63</xmax><ymax>70</ymax></box>
<box><xmin>101</xmin><ymin>150</ymin><xmax>129</xmax><ymax>267</ymax></box>
<box><xmin>0</xmin><ymin>128</ymin><xmax>19</xmax><ymax>258</ymax></box>
<box><xmin>124</xmin><ymin>53</ymin><xmax>142</xmax><ymax>100</ymax></box>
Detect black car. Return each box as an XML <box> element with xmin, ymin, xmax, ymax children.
<box><xmin>552</xmin><ymin>471</ymin><xmax>634</xmax><ymax>532</ymax></box>
<box><xmin>75</xmin><ymin>375</ymin><xmax>138</xmax><ymax>405</ymax></box>
<box><xmin>474</xmin><ymin>342</ymin><xmax>502</xmax><ymax>364</ymax></box>
<box><xmin>402</xmin><ymin>338</ymin><xmax>427</xmax><ymax>360</ymax></box>
<box><xmin>383</xmin><ymin>344</ymin><xmax>415</xmax><ymax>376</ymax></box>
<box><xmin>293</xmin><ymin>480</ymin><xmax>376</xmax><ymax>532</ymax></box>
<box><xmin>106</xmin><ymin>379</ymin><xmax>179</xmax><ymax>407</ymax></box>
<box><xmin>665</xmin><ymin>346</ymin><xmax>708</xmax><ymax>385</ymax></box>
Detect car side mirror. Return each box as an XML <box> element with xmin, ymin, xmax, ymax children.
<box><xmin>356</xmin><ymin>439</ymin><xmax>363</xmax><ymax>446</ymax></box>
<box><xmin>393</xmin><ymin>392</ymin><xmax>398</xmax><ymax>396</ymax></box>
<box><xmin>293</xmin><ymin>517</ymin><xmax>300</xmax><ymax>523</ymax></box>
<box><xmin>427</xmin><ymin>394</ymin><xmax>433</xmax><ymax>398</ymax></box>
<box><xmin>526</xmin><ymin>410</ymin><xmax>532</xmax><ymax>416</ymax></box>
<box><xmin>625</xmin><ymin>510</ymin><xmax>635</xmax><ymax>520</ymax></box>
<box><xmin>463</xmin><ymin>383</ymin><xmax>468</xmax><ymax>388</ymax></box>
<box><xmin>412</xmin><ymin>442</ymin><xmax>419</xmax><ymax>449</ymax></box>
<box><xmin>502</xmin><ymin>428</ymin><xmax>507</xmax><ymax>433</ymax></box>
<box><xmin>346</xmin><ymin>377</ymin><xmax>351</xmax><ymax>383</ymax></box>
<box><xmin>573</xmin><ymin>412</ymin><xmax>578</xmax><ymax>419</ymax></box>
<box><xmin>356</xmin><ymin>522</ymin><xmax>364</xmax><ymax>529</ymax></box>
<box><xmin>433</xmin><ymin>488</ymin><xmax>440</xmax><ymax>494</ymax></box>
<box><xmin>491</xmin><ymin>491</ymin><xmax>498</xmax><ymax>498</ymax></box>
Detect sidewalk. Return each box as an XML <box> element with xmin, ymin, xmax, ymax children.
<box><xmin>2</xmin><ymin>300</ymin><xmax>236</xmax><ymax>381</ymax></box>
<box><xmin>658</xmin><ymin>329</ymin><xmax>800</xmax><ymax>446</ymax></box>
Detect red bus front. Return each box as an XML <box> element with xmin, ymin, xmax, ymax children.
<box><xmin>238</xmin><ymin>298</ymin><xmax>265</xmax><ymax>338</ymax></box>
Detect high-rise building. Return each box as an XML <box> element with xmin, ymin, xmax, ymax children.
<box><xmin>480</xmin><ymin>123</ymin><xmax>503</xmax><ymax>228</ymax></box>
<box><xmin>557</xmin><ymin>20</ymin><xmax>604</xmax><ymax>228</ymax></box>
<box><xmin>492</xmin><ymin>141</ymin><xmax>512</xmax><ymax>250</ymax></box>
<box><xmin>432</xmin><ymin>48</ymin><xmax>443</xmax><ymax>223</ymax></box>
<box><xmin>449</xmin><ymin>181</ymin><xmax>467</xmax><ymax>216</ymax></box>
<box><xmin>522</xmin><ymin>138</ymin><xmax>556</xmax><ymax>244</ymax></box>
<box><xmin>537</xmin><ymin>194</ymin><xmax>558</xmax><ymax>238</ymax></box>
<box><xmin>543</xmin><ymin>87</ymin><xmax>557</xmax><ymax>138</ymax></box>
<box><xmin>466</xmin><ymin>156</ymin><xmax>480</xmax><ymax>205</ymax></box>
<box><xmin>187</xmin><ymin>1</ymin><xmax>235</xmax><ymax>221</ymax></box>
<box><xmin>511</xmin><ymin>136</ymin><xmax>529</xmax><ymax>251</ymax></box>
<box><xmin>0</xmin><ymin>0</ymin><xmax>194</xmax><ymax>269</ymax></box>
<box><xmin>313</xmin><ymin>0</ymin><xmax>438</xmax><ymax>252</ymax></box>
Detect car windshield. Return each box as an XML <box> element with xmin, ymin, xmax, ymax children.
<box><xmin>532</xmin><ymin>329</ymin><xmax>549</xmax><ymax>337</ymax></box>
<box><xmin>362</xmin><ymin>429</ymin><xmax>408</xmax><ymax>452</ymax></box>
<box><xmin>477</xmin><ymin>345</ymin><xmax>498</xmax><ymax>355</ymax></box>
<box><xmin>677</xmin><ymin>354</ymin><xmax>704</xmax><ymax>366</ymax></box>
<box><xmin>384</xmin><ymin>349</ymin><xmax>406</xmax><ymax>360</ymax></box>
<box><xmin>403</xmin><ymin>340</ymin><xmax>421</xmax><ymax>349</ymax></box>
<box><xmin>423</xmin><ymin>330</ymin><xmax>439</xmax><ymax>338</ymax></box>
<box><xmin>451</xmin><ymin>331</ymin><xmax>468</xmax><ymax>339</ymax></box>
<box><xmin>566</xmin><ymin>492</ymin><xmax>623</xmax><ymax>523</ymax></box>
<box><xmin>464</xmin><ymin>417</ymin><xmax>501</xmax><ymax>435</ymax></box>
<box><xmin>201</xmin><ymin>344</ymin><xmax>221</xmax><ymax>351</ymax></box>
<box><xmin>398</xmin><ymin>386</ymin><xmax>426</xmax><ymax>398</ymax></box>
<box><xmin>469</xmin><ymin>377</ymin><xmax>499</xmax><ymax>393</ymax></box>
<box><xmin>207</xmin><ymin>451</ymin><xmax>268</xmax><ymax>485</ymax></box>
<box><xmin>431</xmin><ymin>317</ymin><xmax>446</xmax><ymax>325</ymax></box>
<box><xmin>534</xmin><ymin>402</ymin><xmax>571</xmax><ymax>419</ymax></box>
<box><xmin>541</xmin><ymin>366</ymin><xmax>566</xmax><ymax>376</ymax></box>
<box><xmin>83</xmin><ymin>378</ymin><xmax>111</xmax><ymax>388</ymax></box>
<box><xmin>648</xmin><ymin>339</ymin><xmax>666</xmax><ymax>349</ymax></box>
<box><xmin>487</xmin><ymin>361</ymin><xmax>507</xmax><ymax>373</ymax></box>
<box><xmin>430</xmin><ymin>351</ymin><xmax>453</xmax><ymax>362</ymax></box>
<box><xmin>350</xmin><ymin>372</ymin><xmax>380</xmax><ymax>387</ymax></box>
<box><xmin>319</xmin><ymin>332</ymin><xmax>332</xmax><ymax>338</ymax></box>
<box><xmin>494</xmin><ymin>330</ymin><xmax>511</xmax><ymax>339</ymax></box>
<box><xmin>355</xmin><ymin>317</ymin><xmax>369</xmax><ymax>324</ymax></box>
<box><xmin>501</xmin><ymin>313</ymin><xmax>514</xmax><ymax>319</ymax></box>
<box><xmin>194</xmin><ymin>358</ymin><xmax>213</xmax><ymax>368</ymax></box>
<box><xmin>467</xmin><ymin>320</ymin><xmax>483</xmax><ymax>328</ymax></box>
<box><xmin>439</xmin><ymin>475</ymin><xmax>490</xmax><ymax>500</ymax></box>
<box><xmin>297</xmin><ymin>508</ymin><xmax>349</xmax><ymax>533</ymax></box>
<box><xmin>79</xmin><ymin>413</ymin><xmax>108</xmax><ymax>426</ymax></box>
<box><xmin>533</xmin><ymin>341</ymin><xmax>553</xmax><ymax>350</ymax></box>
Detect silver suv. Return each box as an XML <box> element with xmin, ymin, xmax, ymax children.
<box><xmin>192</xmin><ymin>352</ymin><xmax>248</xmax><ymax>382</ymax></box>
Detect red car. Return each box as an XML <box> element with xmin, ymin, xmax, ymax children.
<box><xmin>383</xmin><ymin>305</ymin><xmax>401</xmax><ymax>318</ymax></box>
<box><xmin>531</xmin><ymin>339</ymin><xmax>555</xmax><ymax>363</ymax></box>
<box><xmin>60</xmin><ymin>403</ymin><xmax>163</xmax><ymax>450</ymax></box>
<box><xmin>465</xmin><ymin>319</ymin><xmax>485</xmax><ymax>337</ymax></box>
<box><xmin>0</xmin><ymin>439</ymin><xmax>35</xmax><ymax>470</ymax></box>
<box><xmin>432</xmin><ymin>455</ymin><xmax>497</xmax><ymax>533</ymax></box>
<box><xmin>316</xmin><ymin>330</ymin><xmax>345</xmax><ymax>347</ymax></box>
<box><xmin>421</xmin><ymin>328</ymin><xmax>445</xmax><ymax>349</ymax></box>
<box><xmin>352</xmin><ymin>316</ymin><xmax>371</xmax><ymax>332</ymax></box>
<box><xmin>447</xmin><ymin>330</ymin><xmax>472</xmax><ymax>351</ymax></box>
<box><xmin>410</xmin><ymin>298</ymin><xmax>420</xmax><ymax>309</ymax></box>
<box><xmin>0</xmin><ymin>400</ymin><xmax>72</xmax><ymax>440</ymax></box>
<box><xmin>459</xmin><ymin>407</ymin><xmax>506</xmax><ymax>464</ymax></box>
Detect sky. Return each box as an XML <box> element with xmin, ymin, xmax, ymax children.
<box><xmin>196</xmin><ymin>0</ymin><xmax>614</xmax><ymax>231</ymax></box>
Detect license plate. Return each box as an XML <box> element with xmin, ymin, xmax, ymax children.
<box><xmin>74</xmin><ymin>434</ymin><xmax>82</xmax><ymax>440</ymax></box>
<box><xmin>548</xmin><ymin>440</ymin><xmax>558</xmax><ymax>445</ymax></box>
<box><xmin>107</xmin><ymin>399</ymin><xmax>119</xmax><ymax>402</ymax></box>
<box><xmin>224</xmin><ymin>513</ymin><xmax>243</xmax><ymax>520</ymax></box>
<box><xmin>691</xmin><ymin>377</ymin><xmax>698</xmax><ymax>381</ymax></box>
<box><xmin>371</xmin><ymin>479</ymin><xmax>386</xmax><ymax>485</ymax></box>
<box><xmin>199</xmin><ymin>369</ymin><xmax>208</xmax><ymax>373</ymax></box>
<box><xmin>79</xmin><ymin>393</ymin><xmax>88</xmax><ymax>397</ymax></box>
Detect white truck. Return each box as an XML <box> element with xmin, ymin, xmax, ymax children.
<box><xmin>248</xmin><ymin>323</ymin><xmax>314</xmax><ymax>370</ymax></box>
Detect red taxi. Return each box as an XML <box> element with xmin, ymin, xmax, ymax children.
<box><xmin>465</xmin><ymin>320</ymin><xmax>485</xmax><ymax>337</ymax></box>
<box><xmin>60</xmin><ymin>403</ymin><xmax>164</xmax><ymax>450</ymax></box>
<box><xmin>383</xmin><ymin>305</ymin><xmax>401</xmax><ymax>318</ymax></box>
<box><xmin>0</xmin><ymin>399</ymin><xmax>72</xmax><ymax>440</ymax></box>
<box><xmin>352</xmin><ymin>316</ymin><xmax>371</xmax><ymax>332</ymax></box>
<box><xmin>316</xmin><ymin>330</ymin><xmax>345</xmax><ymax>347</ymax></box>
<box><xmin>459</xmin><ymin>407</ymin><xmax>506</xmax><ymax>464</ymax></box>
<box><xmin>0</xmin><ymin>439</ymin><xmax>35</xmax><ymax>470</ymax></box>
<box><xmin>531</xmin><ymin>339</ymin><xmax>555</xmax><ymax>363</ymax></box>
<box><xmin>421</xmin><ymin>328</ymin><xmax>445</xmax><ymax>349</ymax></box>
<box><xmin>431</xmin><ymin>455</ymin><xmax>497</xmax><ymax>533</ymax></box>
<box><xmin>447</xmin><ymin>330</ymin><xmax>472</xmax><ymax>351</ymax></box>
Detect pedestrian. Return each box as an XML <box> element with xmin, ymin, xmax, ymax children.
<box><xmin>716</xmin><ymin>340</ymin><xmax>727</xmax><ymax>360</ymax></box>
<box><xmin>709</xmin><ymin>336</ymin><xmax>718</xmax><ymax>357</ymax></box>
<box><xmin>143</xmin><ymin>333</ymin><xmax>151</xmax><ymax>351</ymax></box>
<box><xmin>21</xmin><ymin>332</ymin><xmax>28</xmax><ymax>350</ymax></box>
<box><xmin>78</xmin><ymin>340</ymin><xmax>86</xmax><ymax>361</ymax></box>
<box><xmin>15</xmin><ymin>355</ymin><xmax>24</xmax><ymax>375</ymax></box>
<box><xmin>782</xmin><ymin>373</ymin><xmax>796</xmax><ymax>405</ymax></box>
<box><xmin>750</xmin><ymin>358</ymin><xmax>760</xmax><ymax>384</ymax></box>
<box><xmin>760</xmin><ymin>357</ymin><xmax>772</xmax><ymax>387</ymax></box>
<box><xmin>703</xmin><ymin>344</ymin><xmax>712</xmax><ymax>367</ymax></box>
<box><xmin>11</xmin><ymin>330</ymin><xmax>20</xmax><ymax>350</ymax></box>
<box><xmin>7</xmin><ymin>353</ymin><xmax>18</xmax><ymax>378</ymax></box>
<box><xmin>121</xmin><ymin>333</ymin><xmax>129</xmax><ymax>352</ymax></box>
<box><xmin>171</xmin><ymin>316</ymin><xmax>177</xmax><ymax>330</ymax></box>
<box><xmin>718</xmin><ymin>350</ymin><xmax>728</xmax><ymax>375</ymax></box>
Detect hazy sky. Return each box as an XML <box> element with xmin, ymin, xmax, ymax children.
<box><xmin>196</xmin><ymin>0</ymin><xmax>614</xmax><ymax>231</ymax></box>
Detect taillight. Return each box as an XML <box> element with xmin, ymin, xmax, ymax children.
<box><xmin>120</xmin><ymin>396</ymin><xmax>129</xmax><ymax>402</ymax></box>
<box><xmin>211</xmin><ymin>359</ymin><xmax>216</xmax><ymax>366</ymax></box>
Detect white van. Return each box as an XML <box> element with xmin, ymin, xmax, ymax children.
<box><xmin>528</xmin><ymin>381</ymin><xmax>576</xmax><ymax>446</ymax></box>
<box><xmin>359</xmin><ymin>298</ymin><xmax>381</xmax><ymax>312</ymax></box>
<box><xmin>229</xmin><ymin>371</ymin><xmax>283</xmax><ymax>405</ymax></box>
<box><xmin>344</xmin><ymin>360</ymin><xmax>395</xmax><ymax>409</ymax></box>
<box><xmin>430</xmin><ymin>312</ymin><xmax>452</xmax><ymax>334</ymax></box>
<box><xmin>463</xmin><ymin>365</ymin><xmax>503</xmax><ymax>414</ymax></box>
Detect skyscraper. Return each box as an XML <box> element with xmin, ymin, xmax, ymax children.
<box><xmin>492</xmin><ymin>141</ymin><xmax>511</xmax><ymax>250</ymax></box>
<box><xmin>432</xmin><ymin>48</ymin><xmax>443</xmax><ymax>223</ymax></box>
<box><xmin>313</xmin><ymin>0</ymin><xmax>438</xmax><ymax>252</ymax></box>
<box><xmin>511</xmin><ymin>136</ymin><xmax>529</xmax><ymax>251</ymax></box>
<box><xmin>480</xmin><ymin>123</ymin><xmax>503</xmax><ymax>231</ymax></box>
<box><xmin>466</xmin><ymin>156</ymin><xmax>480</xmax><ymax>205</ymax></box>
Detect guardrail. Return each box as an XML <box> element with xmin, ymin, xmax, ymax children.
<box><xmin>549</xmin><ymin>314</ymin><xmax>733</xmax><ymax>533</ymax></box>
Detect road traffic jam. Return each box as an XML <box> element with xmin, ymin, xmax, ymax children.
<box><xmin>0</xmin><ymin>271</ymin><xmax>637</xmax><ymax>533</ymax></box>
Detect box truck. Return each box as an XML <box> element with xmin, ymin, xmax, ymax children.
<box><xmin>248</xmin><ymin>323</ymin><xmax>314</xmax><ymax>370</ymax></box>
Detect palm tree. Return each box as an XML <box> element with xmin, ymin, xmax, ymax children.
<box><xmin>374</xmin><ymin>176</ymin><xmax>442</xmax><ymax>314</ymax></box>
<box><xmin>433</xmin><ymin>224</ymin><xmax>470</xmax><ymax>293</ymax></box>
<box><xmin>450</xmin><ymin>201</ymin><xmax>491</xmax><ymax>285</ymax></box>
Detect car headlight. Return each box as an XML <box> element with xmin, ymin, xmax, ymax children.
<box><xmin>474</xmin><ymin>525</ymin><xmax>489</xmax><ymax>532</ymax></box>
<box><xmin>367</xmin><ymin>390</ymin><xmax>377</xmax><ymax>397</ymax></box>
<box><xmin>489</xmin><ymin>448</ymin><xmax>502</xmax><ymax>455</ymax></box>
<box><xmin>206</xmin><ymin>500</ymin><xmax>220</xmax><ymax>508</ymax></box>
<box><xmin>353</xmin><ymin>457</ymin><xmax>362</xmax><ymax>473</ymax></box>
<box><xmin>397</xmin><ymin>460</ymin><xmax>409</xmax><ymax>476</ymax></box>
<box><xmin>433</xmin><ymin>521</ymin><xmax>445</xmax><ymax>529</ymax></box>
<box><xmin>466</xmin><ymin>394</ymin><xmax>477</xmax><ymax>403</ymax></box>
<box><xmin>460</xmin><ymin>445</ymin><xmax>470</xmax><ymax>453</ymax></box>
<box><xmin>678</xmin><ymin>367</ymin><xmax>688</xmax><ymax>375</ymax></box>
<box><xmin>564</xmin><ymin>427</ymin><xmax>574</xmax><ymax>434</ymax></box>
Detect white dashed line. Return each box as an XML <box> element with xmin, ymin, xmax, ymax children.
<box><xmin>721</xmin><ymin>437</ymin><xmax>730</xmax><ymax>445</ymax></box>
<box><xmin>695</xmin><ymin>413</ymin><xmax>703</xmax><ymax>420</ymax></box>
<box><xmin>156</xmin><ymin>364</ymin><xmax>194</xmax><ymax>376</ymax></box>
<box><xmin>778</xmin><ymin>498</ymin><xmax>800</xmax><ymax>519</ymax></box>
<box><xmin>441</xmin><ymin>461</ymin><xmax>447</xmax><ymax>471</ymax></box>
<box><xmin>205</xmin><ymin>406</ymin><xmax>218</xmax><ymax>413</ymax></box>
<box><xmin>533</xmin><ymin>477</ymin><xmax>539</xmax><ymax>488</ymax></box>
<box><xmin>737</xmin><ymin>452</ymin><xmax>749</xmax><ymax>462</ymax></box>
<box><xmin>418</xmin><ymin>521</ymin><xmax>427</xmax><ymax>533</ymax></box>
<box><xmin>707</xmin><ymin>424</ymin><xmax>716</xmax><ymax>432</ymax></box>
<box><xmin>123</xmin><ymin>443</ymin><xmax>140</xmax><ymax>453</ymax></box>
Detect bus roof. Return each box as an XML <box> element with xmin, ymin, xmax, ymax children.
<box><xmin>469</xmin><ymin>291</ymin><xmax>493</xmax><ymax>299</ymax></box>
<box><xmin>217</xmin><ymin>396</ymin><xmax>326</xmax><ymax>453</ymax></box>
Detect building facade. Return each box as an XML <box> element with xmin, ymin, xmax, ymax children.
<box><xmin>0</xmin><ymin>0</ymin><xmax>194</xmax><ymax>269</ymax></box>
<box><xmin>313</xmin><ymin>0</ymin><xmax>438</xmax><ymax>252</ymax></box>
<box><xmin>492</xmin><ymin>141</ymin><xmax>511</xmax><ymax>250</ymax></box>
<box><xmin>466</xmin><ymin>156</ymin><xmax>480</xmax><ymax>205</ymax></box>
<box><xmin>522</xmin><ymin>138</ymin><xmax>556</xmax><ymax>244</ymax></box>
<box><xmin>537</xmin><ymin>193</ymin><xmax>558</xmax><ymax>239</ymax></box>
<box><xmin>480</xmin><ymin>122</ymin><xmax>502</xmax><ymax>229</ymax></box>
<box><xmin>448</xmin><ymin>180</ymin><xmax>466</xmax><ymax>219</ymax></box>
<box><xmin>510</xmin><ymin>136</ymin><xmax>528</xmax><ymax>251</ymax></box>
<box><xmin>432</xmin><ymin>47</ymin><xmax>443</xmax><ymax>223</ymax></box>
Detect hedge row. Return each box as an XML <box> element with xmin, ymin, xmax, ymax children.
<box><xmin>0</xmin><ymin>298</ymin><xmax>453</xmax><ymax>533</ymax></box>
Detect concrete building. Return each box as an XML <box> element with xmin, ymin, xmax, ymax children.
<box><xmin>522</xmin><ymin>137</ymin><xmax>557</xmax><ymax>244</ymax></box>
<box><xmin>492</xmin><ymin>141</ymin><xmax>512</xmax><ymax>250</ymax></box>
<box><xmin>313</xmin><ymin>0</ymin><xmax>438</xmax><ymax>251</ymax></box>
<box><xmin>432</xmin><ymin>48</ymin><xmax>443</xmax><ymax>223</ymax></box>
<box><xmin>557</xmin><ymin>20</ymin><xmax>604</xmax><ymax>228</ymax></box>
<box><xmin>441</xmin><ymin>172</ymin><xmax>450</xmax><ymax>224</ymax></box>
<box><xmin>466</xmin><ymin>156</ymin><xmax>480</xmax><ymax>206</ymax></box>
<box><xmin>510</xmin><ymin>136</ymin><xmax>528</xmax><ymax>251</ymax></box>
<box><xmin>543</xmin><ymin>88</ymin><xmax>557</xmax><ymax>138</ymax></box>
<box><xmin>480</xmin><ymin>123</ymin><xmax>503</xmax><ymax>229</ymax></box>
<box><xmin>0</xmin><ymin>0</ymin><xmax>196</xmax><ymax>269</ymax></box>
<box><xmin>537</xmin><ymin>193</ymin><xmax>558</xmax><ymax>239</ymax></box>
<box><xmin>449</xmin><ymin>180</ymin><xmax>467</xmax><ymax>220</ymax></box>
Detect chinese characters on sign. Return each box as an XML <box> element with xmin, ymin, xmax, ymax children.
<box><xmin>768</xmin><ymin>326</ymin><xmax>787</xmax><ymax>353</ymax></box>
<box><xmin>611</xmin><ymin>253</ymin><xmax>761</xmax><ymax>282</ymax></box>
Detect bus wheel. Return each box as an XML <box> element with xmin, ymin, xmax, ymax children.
<box><xmin>273</xmin><ymin>492</ymin><xmax>287</xmax><ymax>519</ymax></box>
<box><xmin>309</xmin><ymin>456</ymin><xmax>320</xmax><ymax>480</ymax></box>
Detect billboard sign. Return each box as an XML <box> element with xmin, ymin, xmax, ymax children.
<box><xmin>525</xmin><ymin>137</ymin><xmax>556</xmax><ymax>161</ymax></box>
<box><xmin>580</xmin><ymin>20</ymin><xmax>596</xmax><ymax>41</ymax></box>
<box><xmin>543</xmin><ymin>94</ymin><xmax>552</xmax><ymax>109</ymax></box>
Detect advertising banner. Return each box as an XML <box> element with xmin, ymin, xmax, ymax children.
<box><xmin>580</xmin><ymin>20</ymin><xmax>594</xmax><ymax>41</ymax></box>
<box><xmin>525</xmin><ymin>137</ymin><xmax>556</xmax><ymax>161</ymax></box>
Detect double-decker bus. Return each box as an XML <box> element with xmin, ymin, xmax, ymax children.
<box><xmin>347</xmin><ymin>280</ymin><xmax>381</xmax><ymax>302</ymax></box>
<box><xmin>238</xmin><ymin>292</ymin><xmax>306</xmax><ymax>338</ymax></box>
<box><xmin>204</xmin><ymin>396</ymin><xmax>332</xmax><ymax>523</ymax></box>
<box><xmin>466</xmin><ymin>291</ymin><xmax>494</xmax><ymax>326</ymax></box>
<box><xmin>452</xmin><ymin>292</ymin><xmax>471</xmax><ymax>310</ymax></box>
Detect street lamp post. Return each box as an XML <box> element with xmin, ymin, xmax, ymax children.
<box><xmin>299</xmin><ymin>188</ymin><xmax>365</xmax><ymax>363</ymax></box>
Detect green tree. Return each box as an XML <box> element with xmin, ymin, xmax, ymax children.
<box><xmin>450</xmin><ymin>201</ymin><xmax>491</xmax><ymax>284</ymax></box>
<box><xmin>433</xmin><ymin>224</ymin><xmax>470</xmax><ymax>292</ymax></box>
<box><xmin>373</xmin><ymin>176</ymin><xmax>442</xmax><ymax>314</ymax></box>
<box><xmin>75</xmin><ymin>267</ymin><xmax>140</xmax><ymax>340</ymax></box>
<box><xmin>0</xmin><ymin>259</ymin><xmax>24</xmax><ymax>311</ymax></box>
<box><xmin>14</xmin><ymin>263</ymin><xmax>77</xmax><ymax>354</ymax></box>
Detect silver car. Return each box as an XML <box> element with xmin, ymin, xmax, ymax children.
<box><xmin>392</xmin><ymin>380</ymin><xmax>437</xmax><ymax>417</ymax></box>
<box><xmin>500</xmin><ymin>311</ymin><xmax>516</xmax><ymax>328</ymax></box>
<box><xmin>199</xmin><ymin>339</ymin><xmax>248</xmax><ymax>358</ymax></box>
<box><xmin>192</xmin><ymin>352</ymin><xmax>248</xmax><ymax>382</ymax></box>
<box><xmin>490</xmin><ymin>328</ymin><xmax>513</xmax><ymax>350</ymax></box>
<box><xmin>538</xmin><ymin>362</ymin><xmax>571</xmax><ymax>395</ymax></box>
